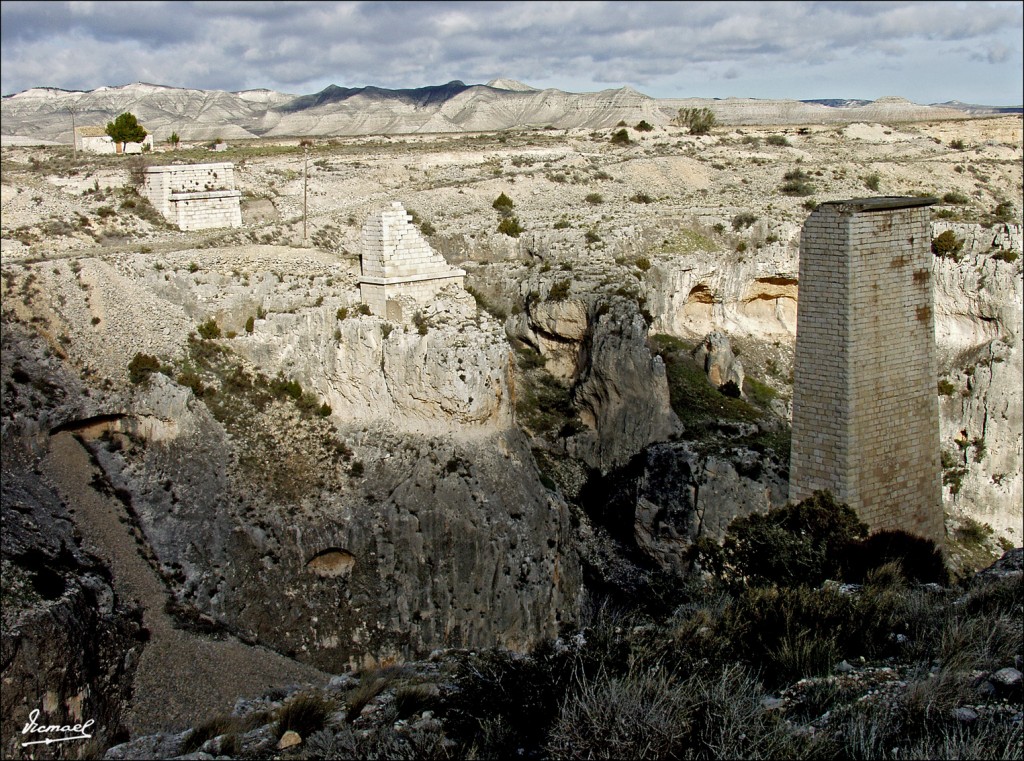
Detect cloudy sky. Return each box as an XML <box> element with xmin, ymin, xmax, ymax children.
<box><xmin>2</xmin><ymin>1</ymin><xmax>1021</xmax><ymax>104</ymax></box>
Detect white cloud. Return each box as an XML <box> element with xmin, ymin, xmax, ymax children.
<box><xmin>1</xmin><ymin>1</ymin><xmax>1020</xmax><ymax>104</ymax></box>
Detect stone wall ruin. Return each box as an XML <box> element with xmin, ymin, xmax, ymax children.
<box><xmin>142</xmin><ymin>162</ymin><xmax>242</xmax><ymax>231</ymax></box>
<box><xmin>358</xmin><ymin>201</ymin><xmax>466</xmax><ymax>318</ymax></box>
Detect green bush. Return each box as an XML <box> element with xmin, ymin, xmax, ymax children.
<box><xmin>610</xmin><ymin>129</ymin><xmax>631</xmax><ymax>146</ymax></box>
<box><xmin>675</xmin><ymin>107</ymin><xmax>716</xmax><ymax>135</ymax></box>
<box><xmin>244</xmin><ymin>315</ymin><xmax>255</xmax><ymax>333</ymax></box>
<box><xmin>766</xmin><ymin>134</ymin><xmax>791</xmax><ymax>147</ymax></box>
<box><xmin>196</xmin><ymin>318</ymin><xmax>221</xmax><ymax>340</ymax></box>
<box><xmin>270</xmin><ymin>374</ymin><xmax>302</xmax><ymax>401</ymax></box>
<box><xmin>634</xmin><ymin>256</ymin><xmax>651</xmax><ymax>272</ymax></box>
<box><xmin>584</xmin><ymin>230</ymin><xmax>601</xmax><ymax>244</ymax></box>
<box><xmin>547</xmin><ymin>280</ymin><xmax>571</xmax><ymax>302</ymax></box>
<box><xmin>949</xmin><ymin>138</ymin><xmax>966</xmax><ymax>150</ymax></box>
<box><xmin>931</xmin><ymin>230</ymin><xmax>964</xmax><ymax>260</ymax></box>
<box><xmin>492</xmin><ymin>192</ymin><xmax>514</xmax><ymax>215</ymax></box>
<box><xmin>128</xmin><ymin>353</ymin><xmax>162</xmax><ymax>384</ymax></box>
<box><xmin>942</xmin><ymin>191</ymin><xmax>970</xmax><ymax>205</ymax></box>
<box><xmin>497</xmin><ymin>216</ymin><xmax>524</xmax><ymax>238</ymax></box>
<box><xmin>992</xmin><ymin>201</ymin><xmax>1016</xmax><ymax>223</ymax></box>
<box><xmin>731</xmin><ymin>212</ymin><xmax>758</xmax><ymax>231</ymax></box>
<box><xmin>630</xmin><ymin>192</ymin><xmax>653</xmax><ymax>204</ymax></box>
<box><xmin>448</xmin><ymin>644</ymin><xmax>574</xmax><ymax>758</ymax></box>
<box><xmin>585</xmin><ymin>192</ymin><xmax>603</xmax><ymax>204</ymax></box>
<box><xmin>635</xmin><ymin>120</ymin><xmax>654</xmax><ymax>132</ymax></box>
<box><xmin>845</xmin><ymin>531</ymin><xmax>949</xmax><ymax>585</ymax></box>
<box><xmin>719</xmin><ymin>380</ymin><xmax>741</xmax><ymax>398</ymax></box>
<box><xmin>780</xmin><ymin>169</ymin><xmax>815</xmax><ymax>196</ymax></box>
<box><xmin>864</xmin><ymin>173</ymin><xmax>881</xmax><ymax>191</ymax></box>
<box><xmin>722</xmin><ymin>491</ymin><xmax>868</xmax><ymax>588</ymax></box>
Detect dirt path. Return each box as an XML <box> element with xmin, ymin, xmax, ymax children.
<box><xmin>41</xmin><ymin>432</ymin><xmax>330</xmax><ymax>735</ymax></box>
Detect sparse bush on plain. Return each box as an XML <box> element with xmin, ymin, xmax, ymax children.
<box><xmin>864</xmin><ymin>172</ymin><xmax>881</xmax><ymax>191</ymax></box>
<box><xmin>780</xmin><ymin>168</ymin><xmax>815</xmax><ymax>196</ymax></box>
<box><xmin>675</xmin><ymin>107</ymin><xmax>716</xmax><ymax>135</ymax></box>
<box><xmin>610</xmin><ymin>129</ymin><xmax>631</xmax><ymax>146</ymax></box>
<box><xmin>766</xmin><ymin>134</ymin><xmax>791</xmax><ymax>147</ymax></box>
<box><xmin>635</xmin><ymin>120</ymin><xmax>654</xmax><ymax>132</ymax></box>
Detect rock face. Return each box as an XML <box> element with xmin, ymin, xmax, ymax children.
<box><xmin>0</xmin><ymin>247</ymin><xmax>582</xmax><ymax>678</ymax></box>
<box><xmin>237</xmin><ymin>292</ymin><xmax>511</xmax><ymax>435</ymax></box>
<box><xmin>586</xmin><ymin>440</ymin><xmax>789</xmax><ymax>577</ymax></box>
<box><xmin>932</xmin><ymin>223</ymin><xmax>1023</xmax><ymax>541</ymax></box>
<box><xmin>568</xmin><ymin>300</ymin><xmax>682</xmax><ymax>473</ymax></box>
<box><xmin>693</xmin><ymin>331</ymin><xmax>745</xmax><ymax>391</ymax></box>
<box><xmin>1</xmin><ymin>326</ymin><xmax>145</xmax><ymax>758</ymax></box>
<box><xmin>90</xmin><ymin>396</ymin><xmax>578</xmax><ymax>672</ymax></box>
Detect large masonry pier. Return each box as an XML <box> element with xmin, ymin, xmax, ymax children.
<box><xmin>789</xmin><ymin>197</ymin><xmax>944</xmax><ymax>542</ymax></box>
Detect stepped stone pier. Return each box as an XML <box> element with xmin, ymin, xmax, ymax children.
<box><xmin>789</xmin><ymin>197</ymin><xmax>944</xmax><ymax>542</ymax></box>
<box><xmin>142</xmin><ymin>162</ymin><xmax>242</xmax><ymax>231</ymax></box>
<box><xmin>358</xmin><ymin>201</ymin><xmax>466</xmax><ymax>318</ymax></box>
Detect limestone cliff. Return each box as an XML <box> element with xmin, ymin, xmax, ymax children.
<box><xmin>932</xmin><ymin>223</ymin><xmax>1023</xmax><ymax>541</ymax></box>
<box><xmin>0</xmin><ymin>248</ymin><xmax>582</xmax><ymax>675</ymax></box>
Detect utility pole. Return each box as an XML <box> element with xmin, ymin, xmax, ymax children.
<box><xmin>303</xmin><ymin>145</ymin><xmax>309</xmax><ymax>245</ymax></box>
<box><xmin>69</xmin><ymin>106</ymin><xmax>78</xmax><ymax>155</ymax></box>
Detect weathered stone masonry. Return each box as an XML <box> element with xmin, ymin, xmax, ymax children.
<box><xmin>789</xmin><ymin>197</ymin><xmax>944</xmax><ymax>542</ymax></box>
<box><xmin>142</xmin><ymin>162</ymin><xmax>242</xmax><ymax>231</ymax></box>
<box><xmin>358</xmin><ymin>201</ymin><xmax>466</xmax><ymax>317</ymax></box>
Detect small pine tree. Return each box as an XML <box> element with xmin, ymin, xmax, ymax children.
<box><xmin>105</xmin><ymin>112</ymin><xmax>147</xmax><ymax>153</ymax></box>
<box><xmin>492</xmin><ymin>192</ymin><xmax>514</xmax><ymax>216</ymax></box>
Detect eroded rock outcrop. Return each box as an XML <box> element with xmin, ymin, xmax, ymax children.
<box><xmin>568</xmin><ymin>299</ymin><xmax>682</xmax><ymax>473</ymax></box>
<box><xmin>692</xmin><ymin>331</ymin><xmax>745</xmax><ymax>391</ymax></box>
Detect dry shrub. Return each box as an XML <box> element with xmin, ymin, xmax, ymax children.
<box><xmin>276</xmin><ymin>692</ymin><xmax>335</xmax><ymax>739</ymax></box>
<box><xmin>546</xmin><ymin>666</ymin><xmax>685</xmax><ymax>760</ymax></box>
<box><xmin>547</xmin><ymin>663</ymin><xmax>804</xmax><ymax>760</ymax></box>
<box><xmin>344</xmin><ymin>667</ymin><xmax>404</xmax><ymax>722</ymax></box>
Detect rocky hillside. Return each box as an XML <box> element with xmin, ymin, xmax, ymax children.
<box><xmin>0</xmin><ymin>80</ymin><xmax>985</xmax><ymax>145</ymax></box>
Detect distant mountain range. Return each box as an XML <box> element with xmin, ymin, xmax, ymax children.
<box><xmin>2</xmin><ymin>80</ymin><xmax>1019</xmax><ymax>144</ymax></box>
